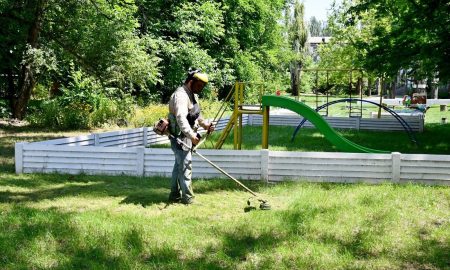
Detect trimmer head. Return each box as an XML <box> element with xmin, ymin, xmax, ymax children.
<box><xmin>259</xmin><ymin>200</ymin><xmax>271</xmax><ymax>210</ymax></box>
<box><xmin>244</xmin><ymin>198</ymin><xmax>271</xmax><ymax>212</ymax></box>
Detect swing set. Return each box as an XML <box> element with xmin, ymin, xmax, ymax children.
<box><xmin>300</xmin><ymin>68</ymin><xmax>365</xmax><ymax>117</ymax></box>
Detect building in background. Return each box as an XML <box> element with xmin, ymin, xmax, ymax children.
<box><xmin>307</xmin><ymin>36</ymin><xmax>331</xmax><ymax>62</ymax></box>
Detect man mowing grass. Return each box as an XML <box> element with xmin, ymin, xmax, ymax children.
<box><xmin>167</xmin><ymin>68</ymin><xmax>215</xmax><ymax>205</ymax></box>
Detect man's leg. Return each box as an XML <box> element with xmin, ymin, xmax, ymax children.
<box><xmin>169</xmin><ymin>139</ymin><xmax>181</xmax><ymax>202</ymax></box>
<box><xmin>170</xmin><ymin>137</ymin><xmax>194</xmax><ymax>204</ymax></box>
<box><xmin>178</xmin><ymin>148</ymin><xmax>194</xmax><ymax>204</ymax></box>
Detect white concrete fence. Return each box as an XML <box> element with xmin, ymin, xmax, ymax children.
<box><xmin>249</xmin><ymin>114</ymin><xmax>424</xmax><ymax>132</ymax></box>
<box><xmin>14</xmin><ymin>114</ymin><xmax>449</xmax><ymax>185</ymax></box>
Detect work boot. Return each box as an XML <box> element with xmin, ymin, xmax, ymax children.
<box><xmin>181</xmin><ymin>196</ymin><xmax>193</xmax><ymax>205</ymax></box>
<box><xmin>168</xmin><ymin>192</ymin><xmax>181</xmax><ymax>203</ymax></box>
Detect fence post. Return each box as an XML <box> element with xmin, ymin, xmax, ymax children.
<box><xmin>261</xmin><ymin>149</ymin><xmax>269</xmax><ymax>182</ymax></box>
<box><xmin>143</xmin><ymin>127</ymin><xmax>148</xmax><ymax>147</ymax></box>
<box><xmin>94</xmin><ymin>133</ymin><xmax>100</xmax><ymax>146</ymax></box>
<box><xmin>15</xmin><ymin>142</ymin><xmax>25</xmax><ymax>174</ymax></box>
<box><xmin>356</xmin><ymin>117</ymin><xmax>361</xmax><ymax>130</ymax></box>
<box><xmin>248</xmin><ymin>114</ymin><xmax>253</xmax><ymax>126</ymax></box>
<box><xmin>391</xmin><ymin>152</ymin><xmax>401</xmax><ymax>183</ymax></box>
<box><xmin>136</xmin><ymin>147</ymin><xmax>145</xmax><ymax>177</ymax></box>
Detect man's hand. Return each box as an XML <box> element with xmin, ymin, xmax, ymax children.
<box><xmin>191</xmin><ymin>133</ymin><xmax>201</xmax><ymax>146</ymax></box>
<box><xmin>207</xmin><ymin>123</ymin><xmax>215</xmax><ymax>134</ymax></box>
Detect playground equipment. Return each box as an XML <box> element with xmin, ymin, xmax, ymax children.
<box><xmin>290</xmin><ymin>98</ymin><xmax>419</xmax><ymax>145</ymax></box>
<box><xmin>302</xmin><ymin>68</ymin><xmax>365</xmax><ymax>118</ymax></box>
<box><xmin>261</xmin><ymin>95</ymin><xmax>388</xmax><ymax>153</ymax></box>
<box><xmin>209</xmin><ymin>82</ymin><xmax>388</xmax><ymax>153</ymax></box>
<box><xmin>213</xmin><ymin>82</ymin><xmax>265</xmax><ymax>150</ymax></box>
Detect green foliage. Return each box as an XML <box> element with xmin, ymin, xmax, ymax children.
<box><xmin>0</xmin><ymin>0</ymin><xmax>160</xmax><ymax>118</ymax></box>
<box><xmin>347</xmin><ymin>0</ymin><xmax>450</xmax><ymax>82</ymax></box>
<box><xmin>320</xmin><ymin>0</ymin><xmax>450</xmax><ymax>85</ymax></box>
<box><xmin>128</xmin><ymin>104</ymin><xmax>168</xmax><ymax>128</ymax></box>
<box><xmin>141</xmin><ymin>0</ymin><xmax>289</xmax><ymax>101</ymax></box>
<box><xmin>27</xmin><ymin>70</ymin><xmax>134</xmax><ymax>129</ymax></box>
<box><xmin>0</xmin><ymin>0</ymin><xmax>295</xmax><ymax>124</ymax></box>
<box><xmin>173</xmin><ymin>1</ymin><xmax>225</xmax><ymax>44</ymax></box>
<box><xmin>128</xmin><ymin>98</ymin><xmax>224</xmax><ymax>128</ymax></box>
<box><xmin>0</xmin><ymin>99</ymin><xmax>11</xmax><ymax>118</ymax></box>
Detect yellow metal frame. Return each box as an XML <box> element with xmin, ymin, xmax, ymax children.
<box><xmin>214</xmin><ymin>82</ymin><xmax>265</xmax><ymax>150</ymax></box>
<box><xmin>262</xmin><ymin>105</ymin><xmax>269</xmax><ymax>149</ymax></box>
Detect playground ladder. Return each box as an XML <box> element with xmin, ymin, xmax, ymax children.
<box><xmin>212</xmin><ymin>82</ymin><xmax>264</xmax><ymax>150</ymax></box>
<box><xmin>214</xmin><ymin>111</ymin><xmax>238</xmax><ymax>149</ymax></box>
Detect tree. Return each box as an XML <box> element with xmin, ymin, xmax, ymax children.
<box><xmin>0</xmin><ymin>0</ymin><xmax>160</xmax><ymax>119</ymax></box>
<box><xmin>136</xmin><ymin>0</ymin><xmax>288</xmax><ymax>101</ymax></box>
<box><xmin>0</xmin><ymin>0</ymin><xmax>48</xmax><ymax>119</ymax></box>
<box><xmin>315</xmin><ymin>0</ymin><xmax>390</xmax><ymax>95</ymax></box>
<box><xmin>347</xmin><ymin>0</ymin><xmax>450</xmax><ymax>86</ymax></box>
<box><xmin>308</xmin><ymin>16</ymin><xmax>331</xmax><ymax>37</ymax></box>
<box><xmin>1</xmin><ymin>0</ymin><xmax>291</xmax><ymax>120</ymax></box>
<box><xmin>287</xmin><ymin>0</ymin><xmax>308</xmax><ymax>96</ymax></box>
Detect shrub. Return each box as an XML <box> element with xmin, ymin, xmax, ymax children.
<box><xmin>129</xmin><ymin>104</ymin><xmax>168</xmax><ymax>128</ymax></box>
<box><xmin>0</xmin><ymin>99</ymin><xmax>11</xmax><ymax>118</ymax></box>
<box><xmin>90</xmin><ymin>95</ymin><xmax>134</xmax><ymax>127</ymax></box>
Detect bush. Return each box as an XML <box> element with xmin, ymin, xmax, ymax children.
<box><xmin>27</xmin><ymin>69</ymin><xmax>137</xmax><ymax>129</ymax></box>
<box><xmin>26</xmin><ymin>99</ymin><xmax>91</xmax><ymax>129</ymax></box>
<box><xmin>0</xmin><ymin>99</ymin><xmax>11</xmax><ymax>118</ymax></box>
<box><xmin>90</xmin><ymin>95</ymin><xmax>134</xmax><ymax>127</ymax></box>
<box><xmin>129</xmin><ymin>104</ymin><xmax>168</xmax><ymax>128</ymax></box>
<box><xmin>199</xmin><ymin>98</ymin><xmax>223</xmax><ymax>119</ymax></box>
<box><xmin>128</xmin><ymin>98</ymin><xmax>224</xmax><ymax>128</ymax></box>
<box><xmin>27</xmin><ymin>94</ymin><xmax>135</xmax><ymax>129</ymax></box>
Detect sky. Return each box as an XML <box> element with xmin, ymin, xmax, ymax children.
<box><xmin>302</xmin><ymin>0</ymin><xmax>340</xmax><ymax>21</ymax></box>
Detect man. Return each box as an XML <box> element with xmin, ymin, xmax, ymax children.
<box><xmin>168</xmin><ymin>68</ymin><xmax>214</xmax><ymax>204</ymax></box>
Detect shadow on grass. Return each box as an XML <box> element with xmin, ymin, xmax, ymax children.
<box><xmin>0</xmin><ymin>204</ymin><xmax>279</xmax><ymax>269</ymax></box>
<box><xmin>0</xmin><ymin>205</ymin><xmax>155</xmax><ymax>269</ymax></box>
<box><xmin>221</xmin><ymin>226</ymin><xmax>282</xmax><ymax>262</ymax></box>
<box><xmin>0</xmin><ymin>173</ymin><xmax>265</xmax><ymax>207</ymax></box>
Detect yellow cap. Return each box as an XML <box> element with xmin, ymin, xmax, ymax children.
<box><xmin>193</xmin><ymin>72</ymin><xmax>208</xmax><ymax>83</ymax></box>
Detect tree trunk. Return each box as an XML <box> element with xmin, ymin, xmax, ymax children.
<box><xmin>290</xmin><ymin>62</ymin><xmax>301</xmax><ymax>96</ymax></box>
<box><xmin>433</xmin><ymin>82</ymin><xmax>438</xmax><ymax>99</ymax></box>
<box><xmin>356</xmin><ymin>77</ymin><xmax>362</xmax><ymax>98</ymax></box>
<box><xmin>13</xmin><ymin>64</ymin><xmax>36</xmax><ymax>119</ymax></box>
<box><xmin>367</xmin><ymin>77</ymin><xmax>372</xmax><ymax>96</ymax></box>
<box><xmin>11</xmin><ymin>0</ymin><xmax>47</xmax><ymax>119</ymax></box>
<box><xmin>376</xmin><ymin>78</ymin><xmax>381</xmax><ymax>96</ymax></box>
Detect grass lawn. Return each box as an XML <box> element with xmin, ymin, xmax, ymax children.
<box><xmin>201</xmin><ymin>124</ymin><xmax>450</xmax><ymax>154</ymax></box>
<box><xmin>1</xmin><ymin>121</ymin><xmax>450</xmax><ymax>269</ymax></box>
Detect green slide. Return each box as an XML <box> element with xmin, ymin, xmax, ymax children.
<box><xmin>262</xmin><ymin>95</ymin><xmax>388</xmax><ymax>153</ymax></box>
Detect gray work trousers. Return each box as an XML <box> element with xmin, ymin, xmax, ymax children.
<box><xmin>170</xmin><ymin>137</ymin><xmax>194</xmax><ymax>200</ymax></box>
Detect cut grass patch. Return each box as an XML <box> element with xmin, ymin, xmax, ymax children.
<box><xmin>0</xmin><ymin>174</ymin><xmax>448</xmax><ymax>269</ymax></box>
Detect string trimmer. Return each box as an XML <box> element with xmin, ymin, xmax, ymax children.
<box><xmin>154</xmin><ymin>119</ymin><xmax>271</xmax><ymax>211</ymax></box>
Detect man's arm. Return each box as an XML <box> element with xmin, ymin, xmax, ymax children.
<box><xmin>195</xmin><ymin>95</ymin><xmax>214</xmax><ymax>133</ymax></box>
<box><xmin>173</xmin><ymin>93</ymin><xmax>197</xmax><ymax>139</ymax></box>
